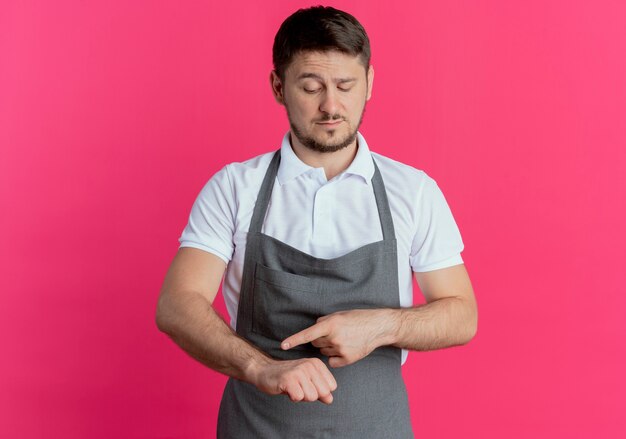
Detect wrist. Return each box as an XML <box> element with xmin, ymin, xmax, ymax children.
<box><xmin>374</xmin><ymin>308</ymin><xmax>403</xmax><ymax>348</ymax></box>
<box><xmin>242</xmin><ymin>352</ymin><xmax>274</xmax><ymax>385</ymax></box>
<box><xmin>389</xmin><ymin>308</ymin><xmax>404</xmax><ymax>346</ymax></box>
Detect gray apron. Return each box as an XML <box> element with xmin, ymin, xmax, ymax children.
<box><xmin>217</xmin><ymin>150</ymin><xmax>414</xmax><ymax>438</ymax></box>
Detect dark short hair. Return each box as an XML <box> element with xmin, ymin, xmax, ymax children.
<box><xmin>272</xmin><ymin>6</ymin><xmax>371</xmax><ymax>81</ymax></box>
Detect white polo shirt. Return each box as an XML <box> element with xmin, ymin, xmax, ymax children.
<box><xmin>179</xmin><ymin>131</ymin><xmax>465</xmax><ymax>365</ymax></box>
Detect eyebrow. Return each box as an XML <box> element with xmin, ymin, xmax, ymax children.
<box><xmin>296</xmin><ymin>73</ymin><xmax>357</xmax><ymax>84</ymax></box>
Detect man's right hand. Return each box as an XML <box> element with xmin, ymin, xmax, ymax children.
<box><xmin>157</xmin><ymin>249</ymin><xmax>337</xmax><ymax>405</ymax></box>
<box><xmin>248</xmin><ymin>357</ymin><xmax>337</xmax><ymax>404</ymax></box>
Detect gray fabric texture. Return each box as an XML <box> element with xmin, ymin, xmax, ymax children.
<box><xmin>217</xmin><ymin>150</ymin><xmax>414</xmax><ymax>438</ymax></box>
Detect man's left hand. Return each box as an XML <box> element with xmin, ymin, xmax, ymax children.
<box><xmin>281</xmin><ymin>309</ymin><xmax>399</xmax><ymax>368</ymax></box>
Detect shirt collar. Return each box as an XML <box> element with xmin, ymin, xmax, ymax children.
<box><xmin>276</xmin><ymin>131</ymin><xmax>375</xmax><ymax>186</ymax></box>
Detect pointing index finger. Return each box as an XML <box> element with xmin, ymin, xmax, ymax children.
<box><xmin>281</xmin><ymin>320</ymin><xmax>328</xmax><ymax>350</ymax></box>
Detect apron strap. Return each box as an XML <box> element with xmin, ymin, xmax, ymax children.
<box><xmin>249</xmin><ymin>150</ymin><xmax>281</xmax><ymax>234</ymax></box>
<box><xmin>371</xmin><ymin>158</ymin><xmax>396</xmax><ymax>240</ymax></box>
<box><xmin>248</xmin><ymin>149</ymin><xmax>396</xmax><ymax>240</ymax></box>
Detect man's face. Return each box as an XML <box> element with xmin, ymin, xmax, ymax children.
<box><xmin>270</xmin><ymin>50</ymin><xmax>374</xmax><ymax>153</ymax></box>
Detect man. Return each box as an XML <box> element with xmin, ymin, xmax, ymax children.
<box><xmin>156</xmin><ymin>5</ymin><xmax>477</xmax><ymax>438</ymax></box>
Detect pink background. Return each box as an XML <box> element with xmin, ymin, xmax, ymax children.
<box><xmin>1</xmin><ymin>0</ymin><xmax>625</xmax><ymax>438</ymax></box>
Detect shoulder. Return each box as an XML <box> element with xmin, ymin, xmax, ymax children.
<box><xmin>370</xmin><ymin>151</ymin><xmax>434</xmax><ymax>199</ymax></box>
<box><xmin>201</xmin><ymin>150</ymin><xmax>276</xmax><ymax>196</ymax></box>
<box><xmin>226</xmin><ymin>149</ymin><xmax>276</xmax><ymax>177</ymax></box>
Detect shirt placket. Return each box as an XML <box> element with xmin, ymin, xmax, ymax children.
<box><xmin>311</xmin><ymin>171</ymin><xmax>336</xmax><ymax>244</ymax></box>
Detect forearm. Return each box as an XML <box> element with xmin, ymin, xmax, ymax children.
<box><xmin>381</xmin><ymin>297</ymin><xmax>477</xmax><ymax>351</ymax></box>
<box><xmin>156</xmin><ymin>290</ymin><xmax>272</xmax><ymax>383</ymax></box>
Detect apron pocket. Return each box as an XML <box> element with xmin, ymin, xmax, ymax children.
<box><xmin>252</xmin><ymin>263</ymin><xmax>320</xmax><ymax>343</ymax></box>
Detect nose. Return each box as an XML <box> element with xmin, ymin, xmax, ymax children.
<box><xmin>319</xmin><ymin>88</ymin><xmax>340</xmax><ymax>117</ymax></box>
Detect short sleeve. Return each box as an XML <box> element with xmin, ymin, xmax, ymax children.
<box><xmin>410</xmin><ymin>176</ymin><xmax>464</xmax><ymax>272</ymax></box>
<box><xmin>178</xmin><ymin>165</ymin><xmax>235</xmax><ymax>264</ymax></box>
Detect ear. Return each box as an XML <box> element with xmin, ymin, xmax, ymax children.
<box><xmin>366</xmin><ymin>65</ymin><xmax>374</xmax><ymax>101</ymax></box>
<box><xmin>270</xmin><ymin>70</ymin><xmax>285</xmax><ymax>105</ymax></box>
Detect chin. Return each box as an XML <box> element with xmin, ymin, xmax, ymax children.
<box><xmin>310</xmin><ymin>134</ymin><xmax>357</xmax><ymax>153</ymax></box>
<box><xmin>290</xmin><ymin>119</ymin><xmax>358</xmax><ymax>153</ymax></box>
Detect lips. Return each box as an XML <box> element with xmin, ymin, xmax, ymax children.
<box><xmin>317</xmin><ymin>120</ymin><xmax>343</xmax><ymax>126</ymax></box>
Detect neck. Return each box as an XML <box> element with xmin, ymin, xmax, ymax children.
<box><xmin>289</xmin><ymin>133</ymin><xmax>358</xmax><ymax>181</ymax></box>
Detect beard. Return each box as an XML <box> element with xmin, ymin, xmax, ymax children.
<box><xmin>287</xmin><ymin>105</ymin><xmax>367</xmax><ymax>154</ymax></box>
